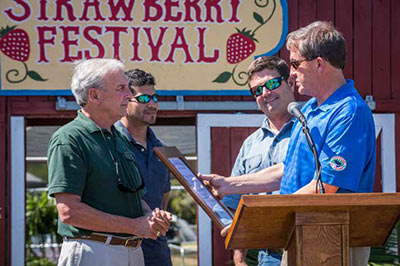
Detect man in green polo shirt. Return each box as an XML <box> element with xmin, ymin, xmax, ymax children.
<box><xmin>47</xmin><ymin>59</ymin><xmax>171</xmax><ymax>266</ymax></box>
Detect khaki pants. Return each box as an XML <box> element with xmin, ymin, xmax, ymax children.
<box><xmin>280</xmin><ymin>247</ymin><xmax>370</xmax><ymax>266</ymax></box>
<box><xmin>58</xmin><ymin>238</ymin><xmax>145</xmax><ymax>266</ymax></box>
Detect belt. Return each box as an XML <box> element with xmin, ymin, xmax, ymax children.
<box><xmin>67</xmin><ymin>234</ymin><xmax>143</xmax><ymax>248</ymax></box>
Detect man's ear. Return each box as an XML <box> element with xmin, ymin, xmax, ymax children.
<box><xmin>316</xmin><ymin>57</ymin><xmax>325</xmax><ymax>73</ymax></box>
<box><xmin>88</xmin><ymin>88</ymin><xmax>100</xmax><ymax>102</ymax></box>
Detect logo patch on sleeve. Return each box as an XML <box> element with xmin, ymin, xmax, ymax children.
<box><xmin>329</xmin><ymin>156</ymin><xmax>347</xmax><ymax>171</ymax></box>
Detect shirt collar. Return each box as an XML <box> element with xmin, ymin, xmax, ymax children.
<box><xmin>259</xmin><ymin>116</ymin><xmax>294</xmax><ymax>140</ymax></box>
<box><xmin>311</xmin><ymin>79</ymin><xmax>357</xmax><ymax>112</ymax></box>
<box><xmin>115</xmin><ymin>120</ymin><xmax>160</xmax><ymax>146</ymax></box>
<box><xmin>75</xmin><ymin>110</ymin><xmax>117</xmax><ymax>134</ymax></box>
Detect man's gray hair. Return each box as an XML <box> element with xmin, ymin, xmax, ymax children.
<box><xmin>286</xmin><ymin>21</ymin><xmax>347</xmax><ymax>69</ymax></box>
<box><xmin>71</xmin><ymin>59</ymin><xmax>124</xmax><ymax>107</ymax></box>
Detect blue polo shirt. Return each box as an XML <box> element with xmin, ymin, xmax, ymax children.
<box><xmin>115</xmin><ymin>121</ymin><xmax>172</xmax><ymax>266</ymax></box>
<box><xmin>222</xmin><ymin>117</ymin><xmax>293</xmax><ymax>209</ymax></box>
<box><xmin>280</xmin><ymin>80</ymin><xmax>376</xmax><ymax>194</ymax></box>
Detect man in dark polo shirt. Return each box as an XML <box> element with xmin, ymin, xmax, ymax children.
<box><xmin>47</xmin><ymin>59</ymin><xmax>171</xmax><ymax>266</ymax></box>
<box><xmin>115</xmin><ymin>69</ymin><xmax>172</xmax><ymax>266</ymax></box>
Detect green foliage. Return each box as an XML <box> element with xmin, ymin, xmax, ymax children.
<box><xmin>27</xmin><ymin>164</ymin><xmax>48</xmax><ymax>183</ymax></box>
<box><xmin>167</xmin><ymin>189</ymin><xmax>196</xmax><ymax>224</ymax></box>
<box><xmin>26</xmin><ymin>257</ymin><xmax>56</xmax><ymax>266</ymax></box>
<box><xmin>25</xmin><ymin>191</ymin><xmax>60</xmax><ymax>263</ymax></box>
<box><xmin>369</xmin><ymin>221</ymin><xmax>400</xmax><ymax>265</ymax></box>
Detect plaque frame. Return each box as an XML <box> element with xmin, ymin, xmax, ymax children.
<box><xmin>154</xmin><ymin>146</ymin><xmax>233</xmax><ymax>229</ymax></box>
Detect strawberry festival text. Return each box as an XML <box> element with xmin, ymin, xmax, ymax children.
<box><xmin>3</xmin><ymin>0</ymin><xmax>241</xmax><ymax>64</ymax></box>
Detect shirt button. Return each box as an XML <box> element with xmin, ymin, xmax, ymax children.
<box><xmin>141</xmin><ymin>148</ymin><xmax>145</xmax><ymax>152</ymax></box>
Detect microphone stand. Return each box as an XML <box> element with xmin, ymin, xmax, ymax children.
<box><xmin>300</xmin><ymin>123</ymin><xmax>325</xmax><ymax>194</ymax></box>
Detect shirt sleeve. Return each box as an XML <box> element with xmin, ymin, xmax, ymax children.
<box><xmin>318</xmin><ymin>103</ymin><xmax>375</xmax><ymax>191</ymax></box>
<box><xmin>163</xmin><ymin>171</ymin><xmax>172</xmax><ymax>193</ymax></box>
<box><xmin>221</xmin><ymin>145</ymin><xmax>246</xmax><ymax>210</ymax></box>
<box><xmin>47</xmin><ymin>141</ymin><xmax>87</xmax><ymax>197</ymax></box>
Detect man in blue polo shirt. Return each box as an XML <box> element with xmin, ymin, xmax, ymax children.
<box><xmin>115</xmin><ymin>69</ymin><xmax>172</xmax><ymax>266</ymax></box>
<box><xmin>199</xmin><ymin>21</ymin><xmax>375</xmax><ymax>266</ymax></box>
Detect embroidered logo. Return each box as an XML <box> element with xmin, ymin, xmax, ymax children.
<box><xmin>330</xmin><ymin>156</ymin><xmax>347</xmax><ymax>171</ymax></box>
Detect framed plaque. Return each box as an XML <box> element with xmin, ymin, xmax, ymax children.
<box><xmin>154</xmin><ymin>146</ymin><xmax>233</xmax><ymax>229</ymax></box>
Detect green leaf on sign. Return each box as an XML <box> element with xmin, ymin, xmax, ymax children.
<box><xmin>27</xmin><ymin>71</ymin><xmax>48</xmax><ymax>82</ymax></box>
<box><xmin>253</xmin><ymin>12</ymin><xmax>264</xmax><ymax>25</ymax></box>
<box><xmin>212</xmin><ymin>72</ymin><xmax>232</xmax><ymax>83</ymax></box>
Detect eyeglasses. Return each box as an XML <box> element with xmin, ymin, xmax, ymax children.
<box><xmin>117</xmin><ymin>176</ymin><xmax>145</xmax><ymax>193</ymax></box>
<box><xmin>290</xmin><ymin>58</ymin><xmax>308</xmax><ymax>70</ymax></box>
<box><xmin>130</xmin><ymin>94</ymin><xmax>159</xmax><ymax>104</ymax></box>
<box><xmin>250</xmin><ymin>76</ymin><xmax>285</xmax><ymax>97</ymax></box>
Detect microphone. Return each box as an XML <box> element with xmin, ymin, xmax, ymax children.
<box><xmin>287</xmin><ymin>102</ymin><xmax>325</xmax><ymax>194</ymax></box>
<box><xmin>287</xmin><ymin>102</ymin><xmax>307</xmax><ymax>126</ymax></box>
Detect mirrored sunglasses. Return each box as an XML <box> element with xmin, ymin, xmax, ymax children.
<box><xmin>250</xmin><ymin>76</ymin><xmax>285</xmax><ymax>97</ymax></box>
<box><xmin>131</xmin><ymin>94</ymin><xmax>159</xmax><ymax>104</ymax></box>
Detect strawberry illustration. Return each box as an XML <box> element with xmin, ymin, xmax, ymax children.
<box><xmin>226</xmin><ymin>28</ymin><xmax>257</xmax><ymax>64</ymax></box>
<box><xmin>0</xmin><ymin>25</ymin><xmax>30</xmax><ymax>62</ymax></box>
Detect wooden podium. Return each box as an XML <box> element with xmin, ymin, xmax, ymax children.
<box><xmin>225</xmin><ymin>193</ymin><xmax>400</xmax><ymax>265</ymax></box>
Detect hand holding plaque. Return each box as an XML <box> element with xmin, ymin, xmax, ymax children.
<box><xmin>154</xmin><ymin>146</ymin><xmax>233</xmax><ymax>229</ymax></box>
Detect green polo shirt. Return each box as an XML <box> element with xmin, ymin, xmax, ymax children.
<box><xmin>47</xmin><ymin>110</ymin><xmax>146</xmax><ymax>237</ymax></box>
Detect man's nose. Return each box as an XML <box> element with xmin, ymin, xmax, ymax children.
<box><xmin>262</xmin><ymin>87</ymin><xmax>272</xmax><ymax>96</ymax></box>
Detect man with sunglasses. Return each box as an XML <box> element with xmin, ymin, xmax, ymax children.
<box><xmin>115</xmin><ymin>68</ymin><xmax>172</xmax><ymax>266</ymax></box>
<box><xmin>200</xmin><ymin>21</ymin><xmax>375</xmax><ymax>266</ymax></box>
<box><xmin>218</xmin><ymin>56</ymin><xmax>295</xmax><ymax>266</ymax></box>
<box><xmin>48</xmin><ymin>59</ymin><xmax>171</xmax><ymax>266</ymax></box>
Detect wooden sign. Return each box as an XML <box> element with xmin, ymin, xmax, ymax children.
<box><xmin>0</xmin><ymin>0</ymin><xmax>288</xmax><ymax>96</ymax></box>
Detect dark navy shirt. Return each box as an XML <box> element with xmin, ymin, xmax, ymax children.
<box><xmin>115</xmin><ymin>121</ymin><xmax>172</xmax><ymax>266</ymax></box>
<box><xmin>280</xmin><ymin>80</ymin><xmax>376</xmax><ymax>194</ymax></box>
<box><xmin>222</xmin><ymin>117</ymin><xmax>293</xmax><ymax>209</ymax></box>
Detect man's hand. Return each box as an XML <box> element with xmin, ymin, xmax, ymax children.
<box><xmin>221</xmin><ymin>224</ymin><xmax>232</xmax><ymax>237</ymax></box>
<box><xmin>197</xmin><ymin>173</ymin><xmax>230</xmax><ymax>199</ymax></box>
<box><xmin>233</xmin><ymin>249</ymin><xmax>248</xmax><ymax>266</ymax></box>
<box><xmin>133</xmin><ymin>208</ymin><xmax>171</xmax><ymax>240</ymax></box>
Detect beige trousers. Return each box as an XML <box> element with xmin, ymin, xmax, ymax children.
<box><xmin>57</xmin><ymin>238</ymin><xmax>145</xmax><ymax>266</ymax></box>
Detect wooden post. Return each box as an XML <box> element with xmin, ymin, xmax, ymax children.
<box><xmin>286</xmin><ymin>211</ymin><xmax>349</xmax><ymax>266</ymax></box>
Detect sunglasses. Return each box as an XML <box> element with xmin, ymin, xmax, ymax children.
<box><xmin>250</xmin><ymin>76</ymin><xmax>285</xmax><ymax>96</ymax></box>
<box><xmin>130</xmin><ymin>94</ymin><xmax>159</xmax><ymax>104</ymax></box>
<box><xmin>290</xmin><ymin>58</ymin><xmax>308</xmax><ymax>70</ymax></box>
<box><xmin>114</xmin><ymin>161</ymin><xmax>145</xmax><ymax>193</ymax></box>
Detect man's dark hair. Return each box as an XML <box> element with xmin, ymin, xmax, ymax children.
<box><xmin>125</xmin><ymin>68</ymin><xmax>156</xmax><ymax>94</ymax></box>
<box><xmin>247</xmin><ymin>56</ymin><xmax>290</xmax><ymax>87</ymax></box>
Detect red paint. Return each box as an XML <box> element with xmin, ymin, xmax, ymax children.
<box><xmin>196</xmin><ymin>27</ymin><xmax>220</xmax><ymax>63</ymax></box>
<box><xmin>373</xmin><ymin>131</ymin><xmax>382</xmax><ymax>192</ymax></box>
<box><xmin>204</xmin><ymin>0</ymin><xmax>224</xmax><ymax>23</ymax></box>
<box><xmin>3</xmin><ymin>0</ymin><xmax>31</xmax><ymax>22</ymax></box>
<box><xmin>105</xmin><ymin>26</ymin><xmax>129</xmax><ymax>60</ymax></box>
<box><xmin>165</xmin><ymin>27</ymin><xmax>194</xmax><ymax>63</ymax></box>
<box><xmin>54</xmin><ymin>0</ymin><xmax>77</xmax><ymax>22</ymax></box>
<box><xmin>36</xmin><ymin>26</ymin><xmax>57</xmax><ymax>63</ymax></box>
<box><xmin>354</xmin><ymin>0</ymin><xmax>372</xmax><ymax>97</ymax></box>
<box><xmin>372</xmin><ymin>0</ymin><xmax>390</xmax><ymax>99</ymax></box>
<box><xmin>143</xmin><ymin>27</ymin><xmax>168</xmax><ymax>62</ymax></box>
<box><xmin>83</xmin><ymin>26</ymin><xmax>106</xmax><ymax>59</ymax></box>
<box><xmin>108</xmin><ymin>0</ymin><xmax>136</xmax><ymax>21</ymax></box>
<box><xmin>130</xmin><ymin>27</ymin><xmax>143</xmax><ymax>62</ymax></box>
<box><xmin>80</xmin><ymin>0</ymin><xmax>106</xmax><ymax>21</ymax></box>
<box><xmin>59</xmin><ymin>26</ymin><xmax>82</xmax><ymax>62</ymax></box>
<box><xmin>391</xmin><ymin>0</ymin><xmax>400</xmax><ymax>99</ymax></box>
<box><xmin>335</xmin><ymin>0</ymin><xmax>353</xmax><ymax>79</ymax></box>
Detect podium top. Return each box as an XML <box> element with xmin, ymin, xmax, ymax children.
<box><xmin>225</xmin><ymin>193</ymin><xmax>400</xmax><ymax>249</ymax></box>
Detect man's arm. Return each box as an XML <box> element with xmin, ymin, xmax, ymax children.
<box><xmin>294</xmin><ymin>180</ymin><xmax>339</xmax><ymax>194</ymax></box>
<box><xmin>199</xmin><ymin>163</ymin><xmax>284</xmax><ymax>199</ymax></box>
<box><xmin>55</xmin><ymin>193</ymin><xmax>169</xmax><ymax>239</ymax></box>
